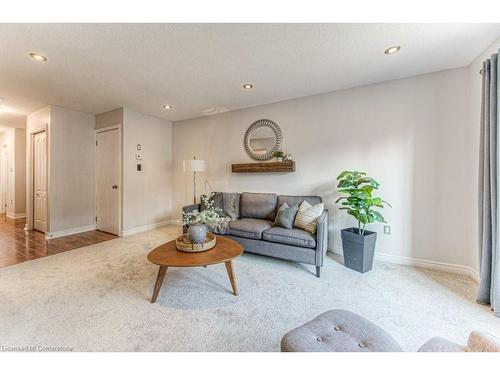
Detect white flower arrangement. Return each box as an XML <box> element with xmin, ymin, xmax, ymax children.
<box><xmin>183</xmin><ymin>193</ymin><xmax>224</xmax><ymax>227</ymax></box>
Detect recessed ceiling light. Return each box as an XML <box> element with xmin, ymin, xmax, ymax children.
<box><xmin>29</xmin><ymin>53</ymin><xmax>48</xmax><ymax>62</ymax></box>
<box><xmin>384</xmin><ymin>46</ymin><xmax>401</xmax><ymax>55</ymax></box>
<box><xmin>163</xmin><ymin>104</ymin><xmax>172</xmax><ymax>110</ymax></box>
<box><xmin>243</xmin><ymin>83</ymin><xmax>253</xmax><ymax>89</ymax></box>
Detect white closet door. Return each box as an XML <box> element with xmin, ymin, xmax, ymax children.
<box><xmin>96</xmin><ymin>128</ymin><xmax>120</xmax><ymax>235</ymax></box>
<box><xmin>33</xmin><ymin>131</ymin><xmax>47</xmax><ymax>232</ymax></box>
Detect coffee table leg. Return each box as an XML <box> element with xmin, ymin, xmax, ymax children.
<box><xmin>151</xmin><ymin>266</ymin><xmax>168</xmax><ymax>303</ymax></box>
<box><xmin>224</xmin><ymin>260</ymin><xmax>238</xmax><ymax>296</ymax></box>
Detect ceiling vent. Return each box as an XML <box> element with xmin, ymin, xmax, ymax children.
<box><xmin>201</xmin><ymin>107</ymin><xmax>230</xmax><ymax>116</ymax></box>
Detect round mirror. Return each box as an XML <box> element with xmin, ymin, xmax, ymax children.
<box><xmin>244</xmin><ymin>119</ymin><xmax>282</xmax><ymax>161</ymax></box>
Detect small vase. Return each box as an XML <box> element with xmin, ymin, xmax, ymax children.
<box><xmin>188</xmin><ymin>223</ymin><xmax>207</xmax><ymax>244</ymax></box>
<box><xmin>276</xmin><ymin>157</ymin><xmax>283</xmax><ymax>162</ymax></box>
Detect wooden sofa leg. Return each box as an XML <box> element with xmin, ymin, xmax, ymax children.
<box><xmin>316</xmin><ymin>266</ymin><xmax>321</xmax><ymax>278</ymax></box>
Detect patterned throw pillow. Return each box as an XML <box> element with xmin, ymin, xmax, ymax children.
<box><xmin>274</xmin><ymin>202</ymin><xmax>299</xmax><ymax>229</ymax></box>
<box><xmin>294</xmin><ymin>200</ymin><xmax>324</xmax><ymax>234</ymax></box>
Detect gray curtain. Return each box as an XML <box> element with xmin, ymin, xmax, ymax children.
<box><xmin>478</xmin><ymin>50</ymin><xmax>500</xmax><ymax>316</ymax></box>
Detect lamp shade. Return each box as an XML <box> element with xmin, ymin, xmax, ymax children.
<box><xmin>183</xmin><ymin>159</ymin><xmax>206</xmax><ymax>172</ymax></box>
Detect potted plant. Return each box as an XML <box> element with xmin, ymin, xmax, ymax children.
<box><xmin>335</xmin><ymin>171</ymin><xmax>391</xmax><ymax>273</ymax></box>
<box><xmin>183</xmin><ymin>194</ymin><xmax>223</xmax><ymax>244</ymax></box>
<box><xmin>274</xmin><ymin>151</ymin><xmax>284</xmax><ymax>162</ymax></box>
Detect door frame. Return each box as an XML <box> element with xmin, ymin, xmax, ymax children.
<box><xmin>27</xmin><ymin>125</ymin><xmax>50</xmax><ymax>232</ymax></box>
<box><xmin>95</xmin><ymin>124</ymin><xmax>123</xmax><ymax>236</ymax></box>
<box><xmin>0</xmin><ymin>144</ymin><xmax>7</xmax><ymax>214</ymax></box>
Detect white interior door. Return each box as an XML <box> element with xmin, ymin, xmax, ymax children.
<box><xmin>33</xmin><ymin>131</ymin><xmax>48</xmax><ymax>232</ymax></box>
<box><xmin>0</xmin><ymin>145</ymin><xmax>7</xmax><ymax>214</ymax></box>
<box><xmin>96</xmin><ymin>128</ymin><xmax>120</xmax><ymax>235</ymax></box>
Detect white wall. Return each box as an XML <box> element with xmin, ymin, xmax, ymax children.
<box><xmin>96</xmin><ymin>108</ymin><xmax>123</xmax><ymax>129</ymax></box>
<box><xmin>172</xmin><ymin>67</ymin><xmax>476</xmax><ymax>269</ymax></box>
<box><xmin>49</xmin><ymin>105</ymin><xmax>95</xmax><ymax>233</ymax></box>
<box><xmin>121</xmin><ymin>108</ymin><xmax>172</xmax><ymax>233</ymax></box>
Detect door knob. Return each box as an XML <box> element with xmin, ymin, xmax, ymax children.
<box><xmin>112</xmin><ymin>185</ymin><xmax>118</xmax><ymax>189</ymax></box>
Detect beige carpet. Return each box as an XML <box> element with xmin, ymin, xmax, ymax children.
<box><xmin>1</xmin><ymin>225</ymin><xmax>499</xmax><ymax>352</ymax></box>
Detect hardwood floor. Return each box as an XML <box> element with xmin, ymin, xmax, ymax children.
<box><xmin>0</xmin><ymin>214</ymin><xmax>117</xmax><ymax>269</ymax></box>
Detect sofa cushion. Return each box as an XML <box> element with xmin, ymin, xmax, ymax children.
<box><xmin>274</xmin><ymin>203</ymin><xmax>299</xmax><ymax>229</ymax></box>
<box><xmin>278</xmin><ymin>195</ymin><xmax>322</xmax><ymax>209</ymax></box>
<box><xmin>263</xmin><ymin>227</ymin><xmax>316</xmax><ymax>249</ymax></box>
<box><xmin>240</xmin><ymin>192</ymin><xmax>278</xmax><ymax>220</ymax></box>
<box><xmin>228</xmin><ymin>218</ymin><xmax>274</xmax><ymax>240</ymax></box>
<box><xmin>228</xmin><ymin>235</ymin><xmax>316</xmax><ymax>264</ymax></box>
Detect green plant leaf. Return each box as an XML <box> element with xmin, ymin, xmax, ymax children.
<box><xmin>371</xmin><ymin>211</ymin><xmax>385</xmax><ymax>222</ymax></box>
<box><xmin>336</xmin><ymin>171</ymin><xmax>351</xmax><ymax>180</ymax></box>
<box><xmin>359</xmin><ymin>177</ymin><xmax>380</xmax><ymax>187</ymax></box>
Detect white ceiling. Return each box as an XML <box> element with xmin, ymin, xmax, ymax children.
<box><xmin>1</xmin><ymin>23</ymin><xmax>499</xmax><ymax>126</ymax></box>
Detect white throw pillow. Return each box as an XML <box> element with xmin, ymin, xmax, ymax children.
<box><xmin>294</xmin><ymin>201</ymin><xmax>324</xmax><ymax>234</ymax></box>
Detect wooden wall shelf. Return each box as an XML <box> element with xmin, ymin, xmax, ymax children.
<box><xmin>231</xmin><ymin>160</ymin><xmax>295</xmax><ymax>173</ymax></box>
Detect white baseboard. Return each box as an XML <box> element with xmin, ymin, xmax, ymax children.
<box><xmin>468</xmin><ymin>269</ymin><xmax>481</xmax><ymax>283</ymax></box>
<box><xmin>331</xmin><ymin>248</ymin><xmax>480</xmax><ymax>283</ymax></box>
<box><xmin>121</xmin><ymin>220</ymin><xmax>179</xmax><ymax>237</ymax></box>
<box><xmin>46</xmin><ymin>224</ymin><xmax>97</xmax><ymax>239</ymax></box>
<box><xmin>6</xmin><ymin>212</ymin><xmax>27</xmax><ymax>219</ymax></box>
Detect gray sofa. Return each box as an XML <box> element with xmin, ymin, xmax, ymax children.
<box><xmin>183</xmin><ymin>192</ymin><xmax>328</xmax><ymax>277</ymax></box>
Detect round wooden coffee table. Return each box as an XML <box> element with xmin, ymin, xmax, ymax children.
<box><xmin>147</xmin><ymin>235</ymin><xmax>244</xmax><ymax>303</ymax></box>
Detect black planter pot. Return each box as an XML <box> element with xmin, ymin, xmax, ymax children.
<box><xmin>340</xmin><ymin>227</ymin><xmax>377</xmax><ymax>273</ymax></box>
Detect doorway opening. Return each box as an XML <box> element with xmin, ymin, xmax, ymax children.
<box><xmin>0</xmin><ymin>144</ymin><xmax>7</xmax><ymax>215</ymax></box>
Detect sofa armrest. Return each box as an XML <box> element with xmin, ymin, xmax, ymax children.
<box><xmin>182</xmin><ymin>203</ymin><xmax>200</xmax><ymax>233</ymax></box>
<box><xmin>315</xmin><ymin>209</ymin><xmax>328</xmax><ymax>267</ymax></box>
<box><xmin>183</xmin><ymin>203</ymin><xmax>200</xmax><ymax>214</ymax></box>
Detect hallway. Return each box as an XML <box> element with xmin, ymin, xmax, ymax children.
<box><xmin>0</xmin><ymin>214</ymin><xmax>116</xmax><ymax>268</ymax></box>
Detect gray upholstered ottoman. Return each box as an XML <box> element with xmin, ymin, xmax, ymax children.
<box><xmin>281</xmin><ymin>309</ymin><xmax>402</xmax><ymax>352</ymax></box>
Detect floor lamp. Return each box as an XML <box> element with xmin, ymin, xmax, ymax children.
<box><xmin>183</xmin><ymin>156</ymin><xmax>206</xmax><ymax>204</ymax></box>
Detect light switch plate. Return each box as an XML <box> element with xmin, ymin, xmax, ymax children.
<box><xmin>384</xmin><ymin>225</ymin><xmax>391</xmax><ymax>235</ymax></box>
